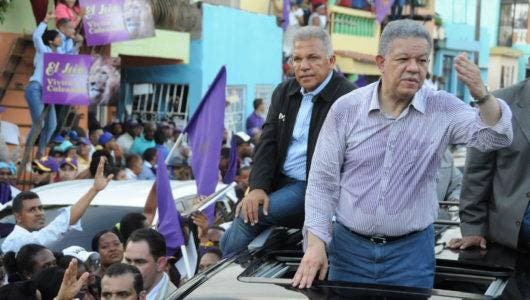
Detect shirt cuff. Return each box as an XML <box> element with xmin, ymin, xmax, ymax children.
<box><xmin>475</xmin><ymin>98</ymin><xmax>512</xmax><ymax>134</ymax></box>
<box><xmin>64</xmin><ymin>207</ymin><xmax>83</xmax><ymax>232</ymax></box>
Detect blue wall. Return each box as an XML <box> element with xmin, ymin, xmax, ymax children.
<box><xmin>122</xmin><ymin>4</ymin><xmax>282</xmax><ymax>122</ymax></box>
<box><xmin>434</xmin><ymin>0</ymin><xmax>492</xmax><ymax>102</ymax></box>
<box><xmin>200</xmin><ymin>4</ymin><xmax>282</xmax><ymax>118</ymax></box>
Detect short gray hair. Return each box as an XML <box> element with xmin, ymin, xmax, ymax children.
<box><xmin>292</xmin><ymin>26</ymin><xmax>334</xmax><ymax>57</ymax></box>
<box><xmin>378</xmin><ymin>19</ymin><xmax>432</xmax><ymax>56</ymax></box>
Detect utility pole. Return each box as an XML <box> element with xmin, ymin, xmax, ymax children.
<box><xmin>474</xmin><ymin>0</ymin><xmax>481</xmax><ymax>64</ymax></box>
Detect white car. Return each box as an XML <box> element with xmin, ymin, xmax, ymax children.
<box><xmin>0</xmin><ymin>179</ymin><xmax>235</xmax><ymax>251</ymax></box>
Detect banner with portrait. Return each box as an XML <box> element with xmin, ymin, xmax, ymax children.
<box><xmin>43</xmin><ymin>53</ymin><xmax>121</xmax><ymax>106</ymax></box>
<box><xmin>80</xmin><ymin>0</ymin><xmax>156</xmax><ymax>46</ymax></box>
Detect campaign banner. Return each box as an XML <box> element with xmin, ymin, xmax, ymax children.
<box><xmin>43</xmin><ymin>53</ymin><xmax>93</xmax><ymax>106</ymax></box>
<box><xmin>80</xmin><ymin>0</ymin><xmax>156</xmax><ymax>46</ymax></box>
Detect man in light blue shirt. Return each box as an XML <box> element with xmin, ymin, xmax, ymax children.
<box><xmin>56</xmin><ymin>18</ymin><xmax>83</xmax><ymax>55</ymax></box>
<box><xmin>220</xmin><ymin>27</ymin><xmax>355</xmax><ymax>256</ymax></box>
<box><xmin>25</xmin><ymin>12</ymin><xmax>62</xmax><ymax>157</ymax></box>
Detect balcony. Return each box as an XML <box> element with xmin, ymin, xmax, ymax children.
<box><xmin>329</xmin><ymin>5</ymin><xmax>381</xmax><ymax>75</ymax></box>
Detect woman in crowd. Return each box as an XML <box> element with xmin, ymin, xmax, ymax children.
<box><xmin>25</xmin><ymin>12</ymin><xmax>61</xmax><ymax>157</ymax></box>
<box><xmin>91</xmin><ymin>230</ymin><xmax>124</xmax><ymax>277</ymax></box>
<box><xmin>3</xmin><ymin>244</ymin><xmax>56</xmax><ymax>281</ymax></box>
<box><xmin>55</xmin><ymin>0</ymin><xmax>83</xmax><ymax>29</ymax></box>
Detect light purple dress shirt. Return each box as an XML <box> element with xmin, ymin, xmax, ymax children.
<box><xmin>304</xmin><ymin>82</ymin><xmax>513</xmax><ymax>245</ymax></box>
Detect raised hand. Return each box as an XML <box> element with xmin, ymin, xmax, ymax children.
<box><xmin>454</xmin><ymin>53</ymin><xmax>488</xmax><ymax>100</ymax></box>
<box><xmin>53</xmin><ymin>259</ymin><xmax>89</xmax><ymax>300</ymax></box>
<box><xmin>93</xmin><ymin>156</ymin><xmax>113</xmax><ymax>192</ymax></box>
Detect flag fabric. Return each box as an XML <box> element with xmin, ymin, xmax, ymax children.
<box><xmin>282</xmin><ymin>0</ymin><xmax>291</xmax><ymax>30</ymax></box>
<box><xmin>156</xmin><ymin>152</ymin><xmax>185</xmax><ymax>255</ymax></box>
<box><xmin>375</xmin><ymin>0</ymin><xmax>395</xmax><ymax>23</ymax></box>
<box><xmin>222</xmin><ymin>134</ymin><xmax>238</xmax><ymax>184</ymax></box>
<box><xmin>184</xmin><ymin>66</ymin><xmax>227</xmax><ymax>224</ymax></box>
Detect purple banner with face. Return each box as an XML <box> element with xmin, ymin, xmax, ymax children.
<box><xmin>43</xmin><ymin>53</ymin><xmax>93</xmax><ymax>106</ymax></box>
<box><xmin>80</xmin><ymin>0</ymin><xmax>155</xmax><ymax>46</ymax></box>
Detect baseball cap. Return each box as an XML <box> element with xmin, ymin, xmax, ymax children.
<box><xmin>59</xmin><ymin>157</ymin><xmax>78</xmax><ymax>170</ymax></box>
<box><xmin>32</xmin><ymin>156</ymin><xmax>59</xmax><ymax>173</ymax></box>
<box><xmin>77</xmin><ymin>137</ymin><xmax>91</xmax><ymax>146</ymax></box>
<box><xmin>54</xmin><ymin>140</ymin><xmax>76</xmax><ymax>153</ymax></box>
<box><xmin>68</xmin><ymin>131</ymin><xmax>80</xmax><ymax>142</ymax></box>
<box><xmin>234</xmin><ymin>131</ymin><xmax>251</xmax><ymax>146</ymax></box>
<box><xmin>52</xmin><ymin>134</ymin><xmax>65</xmax><ymax>144</ymax></box>
<box><xmin>62</xmin><ymin>246</ymin><xmax>99</xmax><ymax>263</ymax></box>
<box><xmin>98</xmin><ymin>131</ymin><xmax>114</xmax><ymax>146</ymax></box>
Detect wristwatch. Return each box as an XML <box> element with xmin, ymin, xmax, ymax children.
<box><xmin>472</xmin><ymin>88</ymin><xmax>492</xmax><ymax>105</ymax></box>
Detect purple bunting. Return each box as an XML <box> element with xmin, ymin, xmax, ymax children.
<box><xmin>156</xmin><ymin>152</ymin><xmax>185</xmax><ymax>255</ymax></box>
<box><xmin>282</xmin><ymin>0</ymin><xmax>291</xmax><ymax>30</ymax></box>
<box><xmin>42</xmin><ymin>53</ymin><xmax>93</xmax><ymax>106</ymax></box>
<box><xmin>184</xmin><ymin>66</ymin><xmax>227</xmax><ymax>225</ymax></box>
<box><xmin>375</xmin><ymin>0</ymin><xmax>395</xmax><ymax>23</ymax></box>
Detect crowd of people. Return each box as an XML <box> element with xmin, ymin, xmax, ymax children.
<box><xmin>1</xmin><ymin>1</ymin><xmax>529</xmax><ymax>297</ymax></box>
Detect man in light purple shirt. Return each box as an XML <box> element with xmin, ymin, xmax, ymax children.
<box><xmin>245</xmin><ymin>98</ymin><xmax>266</xmax><ymax>138</ymax></box>
<box><xmin>293</xmin><ymin>20</ymin><xmax>513</xmax><ymax>289</ymax></box>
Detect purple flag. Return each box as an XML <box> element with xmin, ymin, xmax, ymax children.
<box><xmin>222</xmin><ymin>134</ymin><xmax>238</xmax><ymax>184</ymax></box>
<box><xmin>282</xmin><ymin>0</ymin><xmax>291</xmax><ymax>30</ymax></box>
<box><xmin>80</xmin><ymin>0</ymin><xmax>155</xmax><ymax>46</ymax></box>
<box><xmin>184</xmin><ymin>66</ymin><xmax>227</xmax><ymax>224</ymax></box>
<box><xmin>375</xmin><ymin>0</ymin><xmax>395</xmax><ymax>23</ymax></box>
<box><xmin>43</xmin><ymin>53</ymin><xmax>93</xmax><ymax>106</ymax></box>
<box><xmin>156</xmin><ymin>152</ymin><xmax>185</xmax><ymax>255</ymax></box>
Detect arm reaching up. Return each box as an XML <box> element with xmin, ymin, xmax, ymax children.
<box><xmin>69</xmin><ymin>157</ymin><xmax>113</xmax><ymax>225</ymax></box>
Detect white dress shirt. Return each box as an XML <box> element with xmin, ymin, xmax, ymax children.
<box><xmin>1</xmin><ymin>207</ymin><xmax>82</xmax><ymax>253</ymax></box>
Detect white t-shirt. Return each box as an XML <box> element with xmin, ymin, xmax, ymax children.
<box><xmin>289</xmin><ymin>8</ymin><xmax>304</xmax><ymax>26</ymax></box>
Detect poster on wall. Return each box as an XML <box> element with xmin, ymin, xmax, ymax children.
<box><xmin>43</xmin><ymin>53</ymin><xmax>121</xmax><ymax>106</ymax></box>
<box><xmin>43</xmin><ymin>53</ymin><xmax>93</xmax><ymax>106</ymax></box>
<box><xmin>80</xmin><ymin>0</ymin><xmax>156</xmax><ymax>46</ymax></box>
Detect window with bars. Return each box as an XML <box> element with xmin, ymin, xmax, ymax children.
<box><xmin>225</xmin><ymin>85</ymin><xmax>246</xmax><ymax>133</ymax></box>
<box><xmin>131</xmin><ymin>83</ymin><xmax>189</xmax><ymax>123</ymax></box>
<box><xmin>498</xmin><ymin>1</ymin><xmax>529</xmax><ymax>46</ymax></box>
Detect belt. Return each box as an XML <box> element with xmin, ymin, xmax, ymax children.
<box><xmin>342</xmin><ymin>224</ymin><xmax>419</xmax><ymax>245</ymax></box>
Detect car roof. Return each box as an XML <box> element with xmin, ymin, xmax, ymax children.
<box><xmin>30</xmin><ymin>179</ymin><xmax>199</xmax><ymax>208</ymax></box>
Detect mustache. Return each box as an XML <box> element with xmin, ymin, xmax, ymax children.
<box><xmin>401</xmin><ymin>76</ymin><xmax>419</xmax><ymax>83</ymax></box>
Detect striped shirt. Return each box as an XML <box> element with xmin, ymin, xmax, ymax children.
<box><xmin>304</xmin><ymin>82</ymin><xmax>513</xmax><ymax>245</ymax></box>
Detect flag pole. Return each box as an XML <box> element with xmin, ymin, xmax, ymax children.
<box><xmin>165</xmin><ymin>132</ymin><xmax>186</xmax><ymax>165</ymax></box>
<box><xmin>181</xmin><ymin>244</ymin><xmax>192</xmax><ymax>279</ymax></box>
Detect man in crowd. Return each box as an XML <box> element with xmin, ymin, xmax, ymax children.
<box><xmin>130</xmin><ymin>123</ymin><xmax>156</xmax><ymax>156</ymax></box>
<box><xmin>449</xmin><ymin>78</ymin><xmax>530</xmax><ymax>251</ymax></box>
<box><xmin>221</xmin><ymin>26</ymin><xmax>355</xmax><ymax>256</ymax></box>
<box><xmin>293</xmin><ymin>19</ymin><xmax>513</xmax><ymax>289</ymax></box>
<box><xmin>234</xmin><ymin>132</ymin><xmax>253</xmax><ymax>167</ymax></box>
<box><xmin>123</xmin><ymin>228</ymin><xmax>177</xmax><ymax>299</ymax></box>
<box><xmin>1</xmin><ymin>157</ymin><xmax>114</xmax><ymax>253</ymax></box>
<box><xmin>117</xmin><ymin>120</ymin><xmax>143</xmax><ymax>155</ymax></box>
<box><xmin>245</xmin><ymin>98</ymin><xmax>266</xmax><ymax>138</ymax></box>
<box><xmin>139</xmin><ymin>148</ymin><xmax>157</xmax><ymax>180</ymax></box>
<box><xmin>101</xmin><ymin>263</ymin><xmax>146</xmax><ymax>300</ymax></box>
<box><xmin>56</xmin><ymin>18</ymin><xmax>83</xmax><ymax>55</ymax></box>
<box><xmin>125</xmin><ymin>154</ymin><xmax>143</xmax><ymax>180</ymax></box>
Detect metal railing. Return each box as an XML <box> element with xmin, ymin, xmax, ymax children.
<box><xmin>131</xmin><ymin>83</ymin><xmax>188</xmax><ymax>123</ymax></box>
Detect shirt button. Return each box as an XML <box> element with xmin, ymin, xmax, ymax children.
<box><xmin>526</xmin><ymin>192</ymin><xmax>530</xmax><ymax>198</ymax></box>
<box><xmin>516</xmin><ymin>221</ymin><xmax>521</xmax><ymax>226</ymax></box>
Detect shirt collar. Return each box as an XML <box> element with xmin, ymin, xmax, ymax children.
<box><xmin>369</xmin><ymin>80</ymin><xmax>427</xmax><ymax>114</ymax></box>
<box><xmin>147</xmin><ymin>273</ymin><xmax>168</xmax><ymax>300</ymax></box>
<box><xmin>300</xmin><ymin>71</ymin><xmax>334</xmax><ymax>97</ymax></box>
